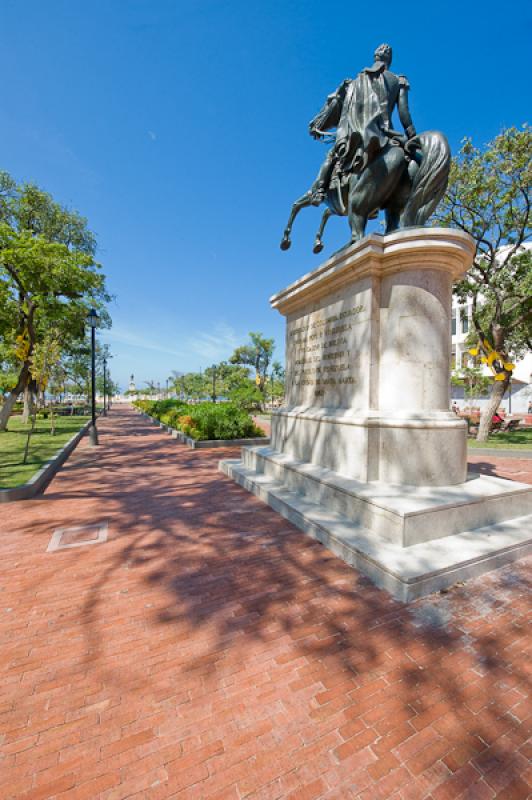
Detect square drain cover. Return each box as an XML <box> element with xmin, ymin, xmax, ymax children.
<box><xmin>47</xmin><ymin>522</ymin><xmax>108</xmax><ymax>552</ymax></box>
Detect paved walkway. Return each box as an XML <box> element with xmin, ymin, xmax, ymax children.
<box><xmin>0</xmin><ymin>406</ymin><xmax>530</xmax><ymax>800</ymax></box>
<box><xmin>468</xmin><ymin>449</ymin><xmax>532</xmax><ymax>461</ymax></box>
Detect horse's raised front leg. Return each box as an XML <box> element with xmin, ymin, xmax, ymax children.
<box><xmin>280</xmin><ymin>191</ymin><xmax>314</xmax><ymax>250</ymax></box>
<box><xmin>313</xmin><ymin>207</ymin><xmax>332</xmax><ymax>254</ymax></box>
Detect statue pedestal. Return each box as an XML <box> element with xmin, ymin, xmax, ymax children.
<box><xmin>220</xmin><ymin>229</ymin><xmax>532</xmax><ymax>600</ymax></box>
<box><xmin>271</xmin><ymin>227</ymin><xmax>471</xmax><ymax>487</ymax></box>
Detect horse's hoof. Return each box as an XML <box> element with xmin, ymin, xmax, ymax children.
<box><xmin>280</xmin><ymin>237</ymin><xmax>291</xmax><ymax>251</ymax></box>
<box><xmin>313</xmin><ymin>240</ymin><xmax>324</xmax><ymax>254</ymax></box>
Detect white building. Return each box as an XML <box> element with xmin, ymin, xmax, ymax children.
<box><xmin>451</xmin><ymin>296</ymin><xmax>532</xmax><ymax>413</ymax></box>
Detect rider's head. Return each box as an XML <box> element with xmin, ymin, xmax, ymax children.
<box><xmin>374</xmin><ymin>43</ymin><xmax>392</xmax><ymax>66</ymax></box>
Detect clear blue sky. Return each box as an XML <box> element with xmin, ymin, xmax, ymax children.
<box><xmin>0</xmin><ymin>0</ymin><xmax>529</xmax><ymax>390</ymax></box>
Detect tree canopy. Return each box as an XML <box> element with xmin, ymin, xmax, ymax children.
<box><xmin>229</xmin><ymin>332</ymin><xmax>275</xmax><ymax>392</ymax></box>
<box><xmin>0</xmin><ymin>171</ymin><xmax>111</xmax><ymax>429</ymax></box>
<box><xmin>435</xmin><ymin>125</ymin><xmax>531</xmax><ymax>439</ymax></box>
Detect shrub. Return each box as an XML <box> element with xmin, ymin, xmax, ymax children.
<box><xmin>134</xmin><ymin>400</ymin><xmax>265</xmax><ymax>441</ymax></box>
<box><xmin>229</xmin><ymin>384</ymin><xmax>264</xmax><ymax>412</ymax></box>
<box><xmin>133</xmin><ymin>398</ymin><xmax>265</xmax><ymax>441</ymax></box>
<box><xmin>183</xmin><ymin>403</ymin><xmax>265</xmax><ymax>440</ymax></box>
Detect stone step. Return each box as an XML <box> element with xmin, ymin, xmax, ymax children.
<box><xmin>241</xmin><ymin>446</ymin><xmax>532</xmax><ymax>547</ymax></box>
<box><xmin>219</xmin><ymin>457</ymin><xmax>532</xmax><ymax>602</ymax></box>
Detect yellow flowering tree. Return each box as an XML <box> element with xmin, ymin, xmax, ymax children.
<box><xmin>0</xmin><ymin>173</ymin><xmax>110</xmax><ymax>431</ymax></box>
<box><xmin>435</xmin><ymin>127</ymin><xmax>532</xmax><ymax>440</ymax></box>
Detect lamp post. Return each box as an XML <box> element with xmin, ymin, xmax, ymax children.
<box><xmin>87</xmin><ymin>308</ymin><xmax>99</xmax><ymax>445</ymax></box>
<box><xmin>103</xmin><ymin>356</ymin><xmax>107</xmax><ymax>416</ymax></box>
<box><xmin>211</xmin><ymin>366</ymin><xmax>216</xmax><ymax>403</ymax></box>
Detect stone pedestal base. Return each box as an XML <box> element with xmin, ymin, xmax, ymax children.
<box><xmin>220</xmin><ymin>448</ymin><xmax>532</xmax><ymax>601</ymax></box>
<box><xmin>220</xmin><ymin>229</ymin><xmax>532</xmax><ymax>598</ymax></box>
<box><xmin>272</xmin><ymin>408</ymin><xmax>467</xmax><ymax>486</ymax></box>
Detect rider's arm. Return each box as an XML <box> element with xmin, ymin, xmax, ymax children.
<box><xmin>397</xmin><ymin>76</ymin><xmax>416</xmax><ymax>139</ymax></box>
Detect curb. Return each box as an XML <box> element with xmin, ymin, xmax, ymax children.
<box><xmin>468</xmin><ymin>448</ymin><xmax>532</xmax><ymax>460</ymax></box>
<box><xmin>137</xmin><ymin>410</ymin><xmax>270</xmax><ymax>449</ymax></box>
<box><xmin>0</xmin><ymin>419</ymin><xmax>93</xmax><ymax>503</ymax></box>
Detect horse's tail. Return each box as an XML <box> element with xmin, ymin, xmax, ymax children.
<box><xmin>400</xmin><ymin>131</ymin><xmax>451</xmax><ymax>228</ymax></box>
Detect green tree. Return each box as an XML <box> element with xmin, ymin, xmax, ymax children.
<box><xmin>61</xmin><ymin>343</ymin><xmax>91</xmax><ymax>401</ymax></box>
<box><xmin>435</xmin><ymin>126</ymin><xmax>531</xmax><ymax>440</ymax></box>
<box><xmin>174</xmin><ymin>372</ymin><xmax>206</xmax><ymax>401</ymax></box>
<box><xmin>229</xmin><ymin>332</ymin><xmax>275</xmax><ymax>393</ymax></box>
<box><xmin>23</xmin><ymin>332</ymin><xmax>61</xmax><ymax>462</ymax></box>
<box><xmin>143</xmin><ymin>381</ymin><xmax>158</xmax><ymax>397</ymax></box>
<box><xmin>229</xmin><ymin>382</ymin><xmax>264</xmax><ymax>412</ymax></box>
<box><xmin>451</xmin><ymin>366</ymin><xmax>491</xmax><ymax>407</ymax></box>
<box><xmin>270</xmin><ymin>361</ymin><xmax>285</xmax><ymax>405</ymax></box>
<box><xmin>0</xmin><ymin>175</ymin><xmax>110</xmax><ymax>430</ymax></box>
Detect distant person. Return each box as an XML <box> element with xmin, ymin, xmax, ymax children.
<box><xmin>528</xmin><ymin>400</ymin><xmax>532</xmax><ymax>414</ymax></box>
<box><xmin>492</xmin><ymin>411</ymin><xmax>504</xmax><ymax>425</ymax></box>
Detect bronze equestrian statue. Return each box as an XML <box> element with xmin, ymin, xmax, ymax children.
<box><xmin>280</xmin><ymin>44</ymin><xmax>450</xmax><ymax>253</ymax></box>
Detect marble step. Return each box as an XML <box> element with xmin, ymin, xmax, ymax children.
<box><xmin>240</xmin><ymin>446</ymin><xmax>532</xmax><ymax>547</ymax></box>
<box><xmin>219</xmin><ymin>457</ymin><xmax>532</xmax><ymax>602</ymax></box>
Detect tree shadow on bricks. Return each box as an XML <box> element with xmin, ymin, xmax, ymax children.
<box><xmin>4</xmin><ymin>407</ymin><xmax>529</xmax><ymax>797</ymax></box>
<box><xmin>467</xmin><ymin>460</ymin><xmax>501</xmax><ymax>479</ymax></box>
<box><xmin>82</xmin><ymin>462</ymin><xmax>532</xmax><ymax>794</ymax></box>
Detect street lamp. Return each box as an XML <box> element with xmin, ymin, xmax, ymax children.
<box><xmin>87</xmin><ymin>308</ymin><xmax>99</xmax><ymax>445</ymax></box>
<box><xmin>211</xmin><ymin>365</ymin><xmax>217</xmax><ymax>403</ymax></box>
<box><xmin>103</xmin><ymin>356</ymin><xmax>107</xmax><ymax>416</ymax></box>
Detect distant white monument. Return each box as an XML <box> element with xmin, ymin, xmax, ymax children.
<box><xmin>128</xmin><ymin>374</ymin><xmax>137</xmax><ymax>393</ymax></box>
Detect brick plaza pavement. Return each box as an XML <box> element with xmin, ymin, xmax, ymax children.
<box><xmin>0</xmin><ymin>406</ymin><xmax>530</xmax><ymax>799</ymax></box>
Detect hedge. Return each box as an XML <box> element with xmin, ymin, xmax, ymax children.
<box><xmin>134</xmin><ymin>399</ymin><xmax>265</xmax><ymax>441</ymax></box>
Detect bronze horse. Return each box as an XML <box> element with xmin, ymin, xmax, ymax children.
<box><xmin>280</xmin><ymin>98</ymin><xmax>451</xmax><ymax>254</ymax></box>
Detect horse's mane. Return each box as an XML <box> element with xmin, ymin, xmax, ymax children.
<box><xmin>310</xmin><ymin>97</ymin><xmax>341</xmax><ymax>133</ymax></box>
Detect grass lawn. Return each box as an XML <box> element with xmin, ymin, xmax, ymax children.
<box><xmin>0</xmin><ymin>414</ymin><xmax>90</xmax><ymax>489</ymax></box>
<box><xmin>468</xmin><ymin>428</ymin><xmax>532</xmax><ymax>450</ymax></box>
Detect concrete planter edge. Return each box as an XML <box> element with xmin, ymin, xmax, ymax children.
<box><xmin>0</xmin><ymin>419</ymin><xmax>93</xmax><ymax>503</ymax></box>
<box><xmin>138</xmin><ymin>409</ymin><xmax>270</xmax><ymax>449</ymax></box>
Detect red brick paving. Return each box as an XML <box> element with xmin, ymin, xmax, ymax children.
<box><xmin>0</xmin><ymin>406</ymin><xmax>530</xmax><ymax>800</ymax></box>
<box><xmin>467</xmin><ymin>453</ymin><xmax>532</xmax><ymax>483</ymax></box>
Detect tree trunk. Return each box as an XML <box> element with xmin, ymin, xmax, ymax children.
<box><xmin>22</xmin><ymin>385</ymin><xmax>31</xmax><ymax>423</ymax></box>
<box><xmin>22</xmin><ymin>410</ymin><xmax>37</xmax><ymax>465</ymax></box>
<box><xmin>21</xmin><ymin>383</ymin><xmax>35</xmax><ymax>424</ymax></box>
<box><xmin>0</xmin><ymin>364</ymin><xmax>30</xmax><ymax>431</ymax></box>
<box><xmin>477</xmin><ymin>378</ymin><xmax>508</xmax><ymax>442</ymax></box>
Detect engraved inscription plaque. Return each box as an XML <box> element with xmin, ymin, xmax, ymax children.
<box><xmin>285</xmin><ymin>285</ymin><xmax>373</xmax><ymax>409</ymax></box>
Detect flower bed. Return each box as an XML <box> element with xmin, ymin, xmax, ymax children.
<box><xmin>133</xmin><ymin>399</ymin><xmax>266</xmax><ymax>442</ymax></box>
